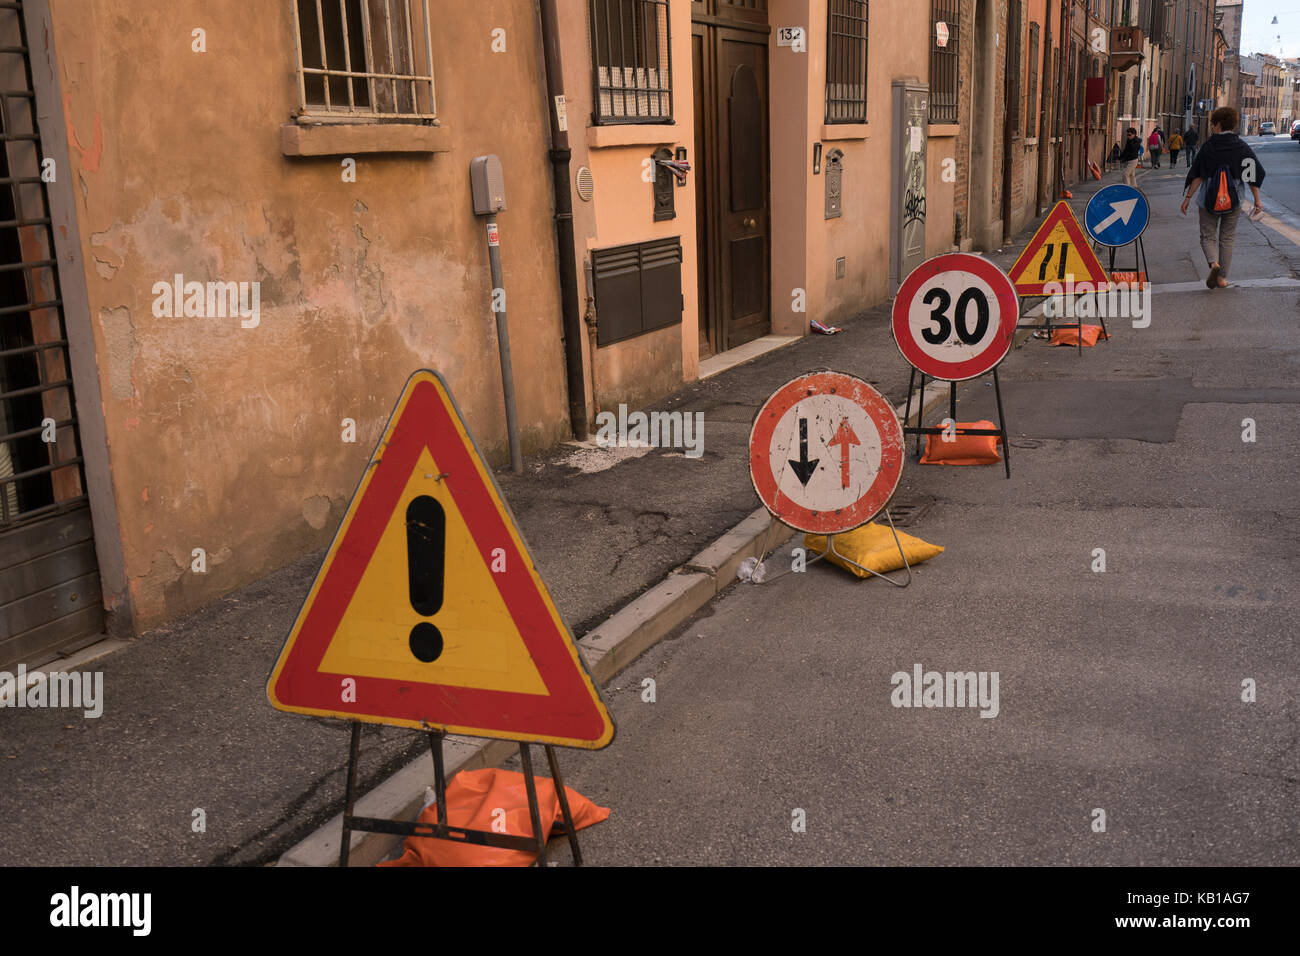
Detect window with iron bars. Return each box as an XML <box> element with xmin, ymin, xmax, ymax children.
<box><xmin>293</xmin><ymin>0</ymin><xmax>436</xmax><ymax>121</ymax></box>
<box><xmin>929</xmin><ymin>0</ymin><xmax>958</xmax><ymax>124</ymax></box>
<box><xmin>590</xmin><ymin>0</ymin><xmax>673</xmax><ymax>124</ymax></box>
<box><xmin>825</xmin><ymin>0</ymin><xmax>869</xmax><ymax>124</ymax></box>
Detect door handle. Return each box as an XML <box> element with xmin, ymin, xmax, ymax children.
<box><xmin>743</xmin><ymin>217</ymin><xmax>756</xmax><ymax>229</ymax></box>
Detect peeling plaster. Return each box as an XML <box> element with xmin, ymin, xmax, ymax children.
<box><xmin>97</xmin><ymin>305</ymin><xmax>137</xmax><ymax>400</ymax></box>
<box><xmin>302</xmin><ymin>496</ymin><xmax>331</xmax><ymax>530</ymax></box>
<box><xmin>63</xmin><ymin>91</ymin><xmax>103</xmax><ymax>173</ymax></box>
<box><xmin>353</xmin><ymin>223</ymin><xmax>389</xmax><ymax>321</ymax></box>
<box><xmin>89</xmin><ymin>226</ymin><xmax>124</xmax><ymax>279</ymax></box>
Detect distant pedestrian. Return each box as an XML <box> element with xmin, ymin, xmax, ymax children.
<box><xmin>1120</xmin><ymin>127</ymin><xmax>1142</xmax><ymax>186</ymax></box>
<box><xmin>1181</xmin><ymin>107</ymin><xmax>1265</xmax><ymax>290</ymax></box>
<box><xmin>1168</xmin><ymin>130</ymin><xmax>1183</xmax><ymax>166</ymax></box>
<box><xmin>1183</xmin><ymin>126</ymin><xmax>1199</xmax><ymax>167</ymax></box>
<box><xmin>1147</xmin><ymin>128</ymin><xmax>1163</xmax><ymax>168</ymax></box>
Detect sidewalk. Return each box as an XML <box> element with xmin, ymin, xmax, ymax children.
<box><xmin>4</xmin><ymin>159</ymin><xmax>1296</xmax><ymax>866</ymax></box>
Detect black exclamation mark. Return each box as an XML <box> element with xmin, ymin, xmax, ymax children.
<box><xmin>406</xmin><ymin>495</ymin><xmax>445</xmax><ymax>662</ymax></box>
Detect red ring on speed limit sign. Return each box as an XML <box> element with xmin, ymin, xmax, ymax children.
<box><xmin>891</xmin><ymin>253</ymin><xmax>1019</xmax><ymax>381</ymax></box>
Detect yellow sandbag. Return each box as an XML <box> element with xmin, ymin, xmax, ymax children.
<box><xmin>804</xmin><ymin>523</ymin><xmax>944</xmax><ymax>579</ymax></box>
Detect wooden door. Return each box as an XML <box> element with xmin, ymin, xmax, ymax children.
<box><xmin>692</xmin><ymin>1</ymin><xmax>770</xmax><ymax>354</ymax></box>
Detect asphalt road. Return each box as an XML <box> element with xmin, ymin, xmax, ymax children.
<box><xmin>540</xmin><ymin>144</ymin><xmax>1300</xmax><ymax>866</ymax></box>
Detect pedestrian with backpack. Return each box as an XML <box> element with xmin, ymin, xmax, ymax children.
<box><xmin>1181</xmin><ymin>107</ymin><xmax>1265</xmax><ymax>289</ymax></box>
<box><xmin>1183</xmin><ymin>126</ymin><xmax>1199</xmax><ymax>167</ymax></box>
<box><xmin>1148</xmin><ymin>128</ymin><xmax>1164</xmax><ymax>168</ymax></box>
<box><xmin>1168</xmin><ymin>130</ymin><xmax>1183</xmax><ymax>167</ymax></box>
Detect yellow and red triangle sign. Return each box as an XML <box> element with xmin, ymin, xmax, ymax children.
<box><xmin>267</xmin><ymin>370</ymin><xmax>614</xmax><ymax>749</ymax></box>
<box><xmin>1008</xmin><ymin>200</ymin><xmax>1110</xmax><ymax>295</ymax></box>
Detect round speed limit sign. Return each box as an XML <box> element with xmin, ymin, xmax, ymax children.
<box><xmin>891</xmin><ymin>253</ymin><xmax>1019</xmax><ymax>381</ymax></box>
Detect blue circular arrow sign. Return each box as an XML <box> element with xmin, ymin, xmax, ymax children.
<box><xmin>1085</xmin><ymin>184</ymin><xmax>1150</xmax><ymax>247</ymax></box>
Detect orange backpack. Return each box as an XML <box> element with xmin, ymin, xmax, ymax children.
<box><xmin>1207</xmin><ymin>166</ymin><xmax>1238</xmax><ymax>214</ymax></box>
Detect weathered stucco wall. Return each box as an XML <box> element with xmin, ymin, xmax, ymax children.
<box><xmin>772</xmin><ymin>0</ymin><xmax>944</xmax><ymax>331</ymax></box>
<box><xmin>52</xmin><ymin>1</ymin><xmax>575</xmax><ymax>632</ymax></box>
<box><xmin>560</xmin><ymin>0</ymin><xmax>698</xmax><ymax>414</ymax></box>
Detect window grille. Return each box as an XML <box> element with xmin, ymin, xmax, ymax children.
<box><xmin>929</xmin><ymin>0</ymin><xmax>958</xmax><ymax>123</ymax></box>
<box><xmin>293</xmin><ymin>0</ymin><xmax>436</xmax><ymax>120</ymax></box>
<box><xmin>826</xmin><ymin>0</ymin><xmax>869</xmax><ymax>124</ymax></box>
<box><xmin>590</xmin><ymin>0</ymin><xmax>673</xmax><ymax>124</ymax></box>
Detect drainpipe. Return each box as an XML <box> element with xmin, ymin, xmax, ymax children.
<box><xmin>1036</xmin><ymin>0</ymin><xmax>1053</xmax><ymax>215</ymax></box>
<box><xmin>538</xmin><ymin>0</ymin><xmax>589</xmax><ymax>441</ymax></box>
<box><xmin>1000</xmin><ymin>11</ymin><xmax>1014</xmax><ymax>244</ymax></box>
<box><xmin>1055</xmin><ymin>0</ymin><xmax>1070</xmax><ymax>197</ymax></box>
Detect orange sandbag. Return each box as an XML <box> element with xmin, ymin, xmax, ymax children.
<box><xmin>1049</xmin><ymin>324</ymin><xmax>1109</xmax><ymax>347</ymax></box>
<box><xmin>378</xmin><ymin>767</ymin><xmax>610</xmax><ymax>867</ymax></box>
<box><xmin>919</xmin><ymin>420</ymin><xmax>1002</xmax><ymax>466</ymax></box>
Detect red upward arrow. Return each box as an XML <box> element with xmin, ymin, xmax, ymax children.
<box><xmin>827</xmin><ymin>418</ymin><xmax>860</xmax><ymax>489</ymax></box>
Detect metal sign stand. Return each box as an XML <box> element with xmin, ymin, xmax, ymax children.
<box><xmin>1096</xmin><ymin>235</ymin><xmax>1149</xmax><ymax>291</ymax></box>
<box><xmin>804</xmin><ymin>508</ymin><xmax>914</xmax><ymax>587</ymax></box>
<box><xmin>901</xmin><ymin>368</ymin><xmax>1012</xmax><ymax>479</ymax></box>
<box><xmin>338</xmin><ymin>722</ymin><xmax>583</xmax><ymax>868</ymax></box>
<box><xmin>1015</xmin><ymin>291</ymin><xmax>1109</xmax><ymax>357</ymax></box>
<box><xmin>747</xmin><ymin>511</ymin><xmax>913</xmax><ymax>588</ymax></box>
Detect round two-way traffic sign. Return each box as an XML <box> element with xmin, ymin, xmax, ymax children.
<box><xmin>749</xmin><ymin>371</ymin><xmax>904</xmax><ymax>535</ymax></box>
<box><xmin>1085</xmin><ymin>183</ymin><xmax>1150</xmax><ymax>247</ymax></box>
<box><xmin>891</xmin><ymin>253</ymin><xmax>1019</xmax><ymax>382</ymax></box>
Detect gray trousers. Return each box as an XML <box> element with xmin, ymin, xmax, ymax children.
<box><xmin>1198</xmin><ymin>207</ymin><xmax>1241</xmax><ymax>277</ymax></box>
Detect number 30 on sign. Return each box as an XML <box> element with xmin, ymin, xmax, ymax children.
<box><xmin>891</xmin><ymin>253</ymin><xmax>1020</xmax><ymax>382</ymax></box>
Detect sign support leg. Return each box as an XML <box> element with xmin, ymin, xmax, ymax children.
<box><xmin>427</xmin><ymin>730</ymin><xmax>448</xmax><ymax>838</ymax></box>
<box><xmin>913</xmin><ymin>373</ymin><xmax>928</xmax><ymax>459</ymax></box>
<box><xmin>993</xmin><ymin>367</ymin><xmax>1011</xmax><ymax>480</ymax></box>
<box><xmin>518</xmin><ymin>743</ymin><xmax>548</xmax><ymax>867</ymax></box>
<box><xmin>903</xmin><ymin>366</ymin><xmax>917</xmax><ymax>442</ymax></box>
<box><xmin>545</xmin><ymin>744</ymin><xmax>584</xmax><ymax>866</ymax></box>
<box><xmin>339</xmin><ymin>721</ymin><xmax>362</xmax><ymax>868</ymax></box>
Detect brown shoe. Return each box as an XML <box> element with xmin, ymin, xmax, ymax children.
<box><xmin>1207</xmin><ymin>264</ymin><xmax>1221</xmax><ymax>289</ymax></box>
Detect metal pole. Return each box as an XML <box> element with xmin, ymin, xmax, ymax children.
<box><xmin>544</xmin><ymin>745</ymin><xmax>583</xmax><ymax>866</ymax></box>
<box><xmin>518</xmin><ymin>743</ymin><xmax>548</xmax><ymax>867</ymax></box>
<box><xmin>1037</xmin><ymin>0</ymin><xmax>1053</xmax><ymax>215</ymax></box>
<box><xmin>339</xmin><ymin>721</ymin><xmax>362</xmax><ymax>868</ymax></box>
<box><xmin>486</xmin><ymin>221</ymin><xmax>523</xmax><ymax>474</ymax></box>
<box><xmin>538</xmin><ymin>0</ymin><xmax>591</xmax><ymax>441</ymax></box>
<box><xmin>427</xmin><ymin>730</ymin><xmax>448</xmax><ymax>837</ymax></box>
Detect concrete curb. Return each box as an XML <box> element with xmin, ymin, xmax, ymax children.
<box><xmin>276</xmin><ymin>389</ymin><xmax>950</xmax><ymax>867</ymax></box>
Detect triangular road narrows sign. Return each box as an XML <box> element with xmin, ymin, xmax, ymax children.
<box><xmin>268</xmin><ymin>370</ymin><xmax>614</xmax><ymax>749</ymax></box>
<box><xmin>1008</xmin><ymin>200</ymin><xmax>1110</xmax><ymax>295</ymax></box>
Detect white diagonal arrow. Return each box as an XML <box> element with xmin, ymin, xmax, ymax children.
<box><xmin>1094</xmin><ymin>197</ymin><xmax>1140</xmax><ymax>234</ymax></box>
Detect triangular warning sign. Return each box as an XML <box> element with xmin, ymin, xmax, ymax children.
<box><xmin>1008</xmin><ymin>201</ymin><xmax>1110</xmax><ymax>295</ymax></box>
<box><xmin>267</xmin><ymin>370</ymin><xmax>614</xmax><ymax>749</ymax></box>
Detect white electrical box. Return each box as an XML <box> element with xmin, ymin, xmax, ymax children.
<box><xmin>470</xmin><ymin>154</ymin><xmax>507</xmax><ymax>215</ymax></box>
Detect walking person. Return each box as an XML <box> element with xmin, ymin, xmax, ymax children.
<box><xmin>1181</xmin><ymin>107</ymin><xmax>1265</xmax><ymax>290</ymax></box>
<box><xmin>1120</xmin><ymin>127</ymin><xmax>1142</xmax><ymax>186</ymax></box>
<box><xmin>1147</xmin><ymin>128</ymin><xmax>1163</xmax><ymax>168</ymax></box>
<box><xmin>1168</xmin><ymin>130</ymin><xmax>1183</xmax><ymax>167</ymax></box>
<box><xmin>1183</xmin><ymin>125</ymin><xmax>1198</xmax><ymax>167</ymax></box>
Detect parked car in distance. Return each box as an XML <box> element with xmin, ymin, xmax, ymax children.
<box><xmin>1291</xmin><ymin>120</ymin><xmax>1300</xmax><ymax>141</ymax></box>
<box><xmin>1258</xmin><ymin>121</ymin><xmax>1275</xmax><ymax>135</ymax></box>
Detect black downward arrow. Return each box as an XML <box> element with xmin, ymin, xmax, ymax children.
<box><xmin>787</xmin><ymin>418</ymin><xmax>820</xmax><ymax>487</ymax></box>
